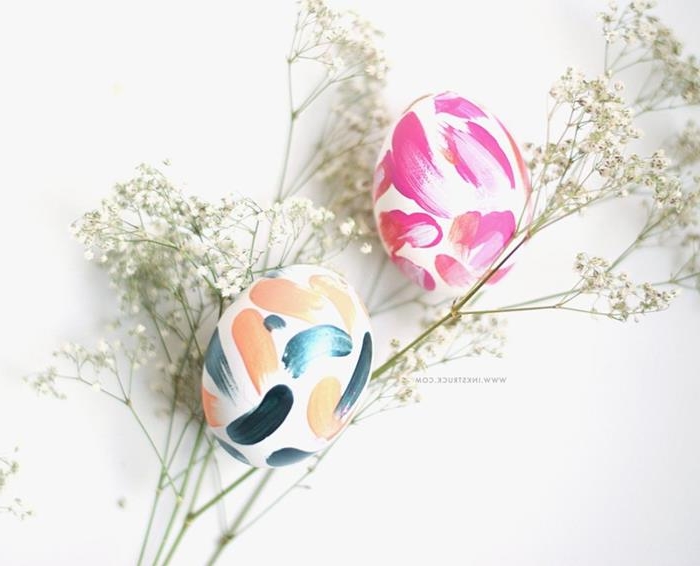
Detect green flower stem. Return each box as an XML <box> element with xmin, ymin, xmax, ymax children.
<box><xmin>371</xmin><ymin>236</ymin><xmax>528</xmax><ymax>381</ymax></box>
<box><xmin>137</xmin><ymin>307</ymin><xmax>186</xmax><ymax>566</ymax></box>
<box><xmin>231</xmin><ymin>447</ymin><xmax>334</xmax><ymax>541</ymax></box>
<box><xmin>499</xmin><ymin>290</ymin><xmax>574</xmax><ymax>309</ymax></box>
<box><xmin>169</xmin><ymin>453</ymin><xmax>209</xmax><ymax>483</ymax></box>
<box><xmin>146</xmin><ymin>292</ymin><xmax>201</xmax><ymax>566</ymax></box>
<box><xmin>137</xmin><ymin>475</ymin><xmax>163</xmax><ymax>566</ymax></box>
<box><xmin>276</xmin><ymin>113</ymin><xmax>295</xmax><ymax>202</ymax></box>
<box><xmin>160</xmin><ymin>439</ymin><xmax>216</xmax><ymax>566</ymax></box>
<box><xmin>188</xmin><ymin>467</ymin><xmax>258</xmax><ymax>521</ymax></box>
<box><xmin>286</xmin><ymin>136</ymin><xmax>377</xmax><ymax>199</ymax></box>
<box><xmin>205</xmin><ymin>470</ymin><xmax>275</xmax><ymax>566</ymax></box>
<box><xmin>664</xmin><ymin>271</ymin><xmax>700</xmax><ymax>286</ymax></box>
<box><xmin>165</xmin><ymin>416</ymin><xmax>196</xmax><ymax>471</ymax></box>
<box><xmin>123</xmin><ymin>400</ymin><xmax>177</xmax><ymax>493</ymax></box>
<box><xmin>274</xmin><ymin>13</ymin><xmax>301</xmax><ymax>203</ymax></box>
<box><xmin>152</xmin><ymin>422</ymin><xmax>206</xmax><ymax>566</ymax></box>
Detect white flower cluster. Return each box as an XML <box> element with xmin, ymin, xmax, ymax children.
<box><xmin>19</xmin><ymin>4</ymin><xmax>700</xmax><ymax>558</ymax></box>
<box><xmin>600</xmin><ymin>1</ymin><xmax>700</xmax><ymax>105</ymax></box>
<box><xmin>651</xmin><ymin>170</ymin><xmax>683</xmax><ymax>212</ymax></box>
<box><xmin>73</xmin><ymin>164</ymin><xmax>232</xmax><ymax>308</ymax></box>
<box><xmin>651</xmin><ymin>184</ymin><xmax>700</xmax><ymax>243</ymax></box>
<box><xmin>319</xmin><ymin>77</ymin><xmax>389</xmax><ymax>245</ymax></box>
<box><xmin>263</xmin><ymin>197</ymin><xmax>371</xmax><ymax>265</ymax></box>
<box><xmin>72</xmin><ymin>165</ymin><xmax>350</xmax><ymax>305</ymax></box>
<box><xmin>368</xmin><ymin>337</ymin><xmax>425</xmax><ymax>408</ymax></box>
<box><xmin>48</xmin><ymin>163</ymin><xmax>363</xmax><ymax>412</ymax></box>
<box><xmin>29</xmin><ymin>326</ymin><xmax>155</xmax><ymax>401</ymax></box>
<box><xmin>638</xmin><ymin>147</ymin><xmax>700</xmax><ymax>239</ymax></box>
<box><xmin>300</xmin><ymin>0</ymin><xmax>388</xmax><ymax>82</ymax></box>
<box><xmin>366</xmin><ymin>310</ymin><xmax>506</xmax><ymax>411</ymax></box>
<box><xmin>423</xmin><ymin>310</ymin><xmax>507</xmax><ymax>361</ymax></box>
<box><xmin>268</xmin><ymin>196</ymin><xmax>334</xmax><ymax>244</ymax></box>
<box><xmin>574</xmin><ymin>252</ymin><xmax>677</xmax><ymax>320</ymax></box>
<box><xmin>550</xmin><ymin>67</ymin><xmax>640</xmax><ymax>159</ymax></box>
<box><xmin>528</xmin><ymin>65</ymin><xmax>649</xmax><ymax>220</ymax></box>
<box><xmin>527</xmin><ymin>2</ymin><xmax>700</xmax><ymax>231</ymax></box>
<box><xmin>289</xmin><ymin>0</ymin><xmax>389</xmax><ymax>251</ymax></box>
<box><xmin>673</xmin><ymin>120</ymin><xmax>700</xmax><ymax>168</ymax></box>
<box><xmin>0</xmin><ymin>450</ymin><xmax>31</xmax><ymax>520</ymax></box>
<box><xmin>533</xmin><ymin>88</ymin><xmax>697</xmax><ymax>235</ymax></box>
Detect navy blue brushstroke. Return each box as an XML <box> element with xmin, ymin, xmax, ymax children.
<box><xmin>226</xmin><ymin>385</ymin><xmax>293</xmax><ymax>445</ymax></box>
<box><xmin>334</xmin><ymin>332</ymin><xmax>372</xmax><ymax>418</ymax></box>
<box><xmin>266</xmin><ymin>447</ymin><xmax>315</xmax><ymax>467</ymax></box>
<box><xmin>204</xmin><ymin>328</ymin><xmax>236</xmax><ymax>398</ymax></box>
<box><xmin>281</xmin><ymin>325</ymin><xmax>352</xmax><ymax>379</ymax></box>
<box><xmin>216</xmin><ymin>438</ymin><xmax>250</xmax><ymax>466</ymax></box>
<box><xmin>263</xmin><ymin>314</ymin><xmax>286</xmax><ymax>332</ymax></box>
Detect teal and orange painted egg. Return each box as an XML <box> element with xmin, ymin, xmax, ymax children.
<box><xmin>201</xmin><ymin>264</ymin><xmax>373</xmax><ymax>468</ymax></box>
<box><xmin>373</xmin><ymin>91</ymin><xmax>531</xmax><ymax>294</ymax></box>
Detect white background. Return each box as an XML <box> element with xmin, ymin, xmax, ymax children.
<box><xmin>1</xmin><ymin>1</ymin><xmax>699</xmax><ymax>564</ymax></box>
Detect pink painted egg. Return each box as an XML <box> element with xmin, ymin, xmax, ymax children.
<box><xmin>373</xmin><ymin>91</ymin><xmax>531</xmax><ymax>294</ymax></box>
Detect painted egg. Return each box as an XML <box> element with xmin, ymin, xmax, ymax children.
<box><xmin>373</xmin><ymin>91</ymin><xmax>531</xmax><ymax>294</ymax></box>
<box><xmin>201</xmin><ymin>264</ymin><xmax>373</xmax><ymax>468</ymax></box>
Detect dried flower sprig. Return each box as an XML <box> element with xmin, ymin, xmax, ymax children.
<box><xmin>27</xmin><ymin>2</ymin><xmax>393</xmax><ymax>563</ymax></box>
<box><xmin>275</xmin><ymin>0</ymin><xmax>389</xmax><ymax>247</ymax></box>
<box><xmin>601</xmin><ymin>0</ymin><xmax>700</xmax><ymax>110</ymax></box>
<box><xmin>367</xmin><ymin>0</ymin><xmax>700</xmax><ymax>401</ymax></box>
<box><xmin>0</xmin><ymin>449</ymin><xmax>31</xmax><ymax>520</ymax></box>
<box><xmin>21</xmin><ymin>1</ymin><xmax>700</xmax><ymax>564</ymax></box>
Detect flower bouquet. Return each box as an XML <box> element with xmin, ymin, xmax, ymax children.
<box><xmin>2</xmin><ymin>1</ymin><xmax>699</xmax><ymax>564</ymax></box>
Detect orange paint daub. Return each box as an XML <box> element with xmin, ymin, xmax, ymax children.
<box><xmin>201</xmin><ymin>385</ymin><xmax>224</xmax><ymax>427</ymax></box>
<box><xmin>310</xmin><ymin>275</ymin><xmax>356</xmax><ymax>332</ymax></box>
<box><xmin>307</xmin><ymin>377</ymin><xmax>344</xmax><ymax>440</ymax></box>
<box><xmin>232</xmin><ymin>308</ymin><xmax>278</xmax><ymax>394</ymax></box>
<box><xmin>441</xmin><ymin>146</ymin><xmax>456</xmax><ymax>164</ymax></box>
<box><xmin>249</xmin><ymin>278</ymin><xmax>324</xmax><ymax>324</ymax></box>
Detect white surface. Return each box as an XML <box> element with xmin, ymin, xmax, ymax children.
<box><xmin>1</xmin><ymin>1</ymin><xmax>699</xmax><ymax>564</ymax></box>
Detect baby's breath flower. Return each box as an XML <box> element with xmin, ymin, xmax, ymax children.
<box><xmin>286</xmin><ymin>0</ymin><xmax>389</xmax><ymax>241</ymax></box>
<box><xmin>27</xmin><ymin>366</ymin><xmax>64</xmax><ymax>399</ymax></box>
<box><xmin>574</xmin><ymin>252</ymin><xmax>677</xmax><ymax>320</ymax></box>
<box><xmin>339</xmin><ymin>218</ymin><xmax>356</xmax><ymax>237</ymax></box>
<box><xmin>0</xmin><ymin>450</ymin><xmax>32</xmax><ymax>520</ymax></box>
<box><xmin>362</xmin><ymin>307</ymin><xmax>506</xmax><ymax>418</ymax></box>
<box><xmin>599</xmin><ymin>2</ymin><xmax>700</xmax><ymax>105</ymax></box>
<box><xmin>673</xmin><ymin>121</ymin><xmax>700</xmax><ymax>167</ymax></box>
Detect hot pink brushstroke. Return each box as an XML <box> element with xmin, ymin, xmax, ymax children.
<box><xmin>373</xmin><ymin>150</ymin><xmax>393</xmax><ymax>202</ymax></box>
<box><xmin>379</xmin><ymin>209</ymin><xmax>442</xmax><ymax>254</ymax></box>
<box><xmin>436</xmin><ymin>210</ymin><xmax>516</xmax><ymax>287</ymax></box>
<box><xmin>467</xmin><ymin>121</ymin><xmax>515</xmax><ymax>188</ymax></box>
<box><xmin>443</xmin><ymin>124</ymin><xmax>515</xmax><ymax>190</ymax></box>
<box><xmin>391</xmin><ymin>112</ymin><xmax>452</xmax><ymax>218</ymax></box>
<box><xmin>434</xmin><ymin>92</ymin><xmax>486</xmax><ymax>120</ymax></box>
<box><xmin>392</xmin><ymin>255</ymin><xmax>436</xmax><ymax>291</ymax></box>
